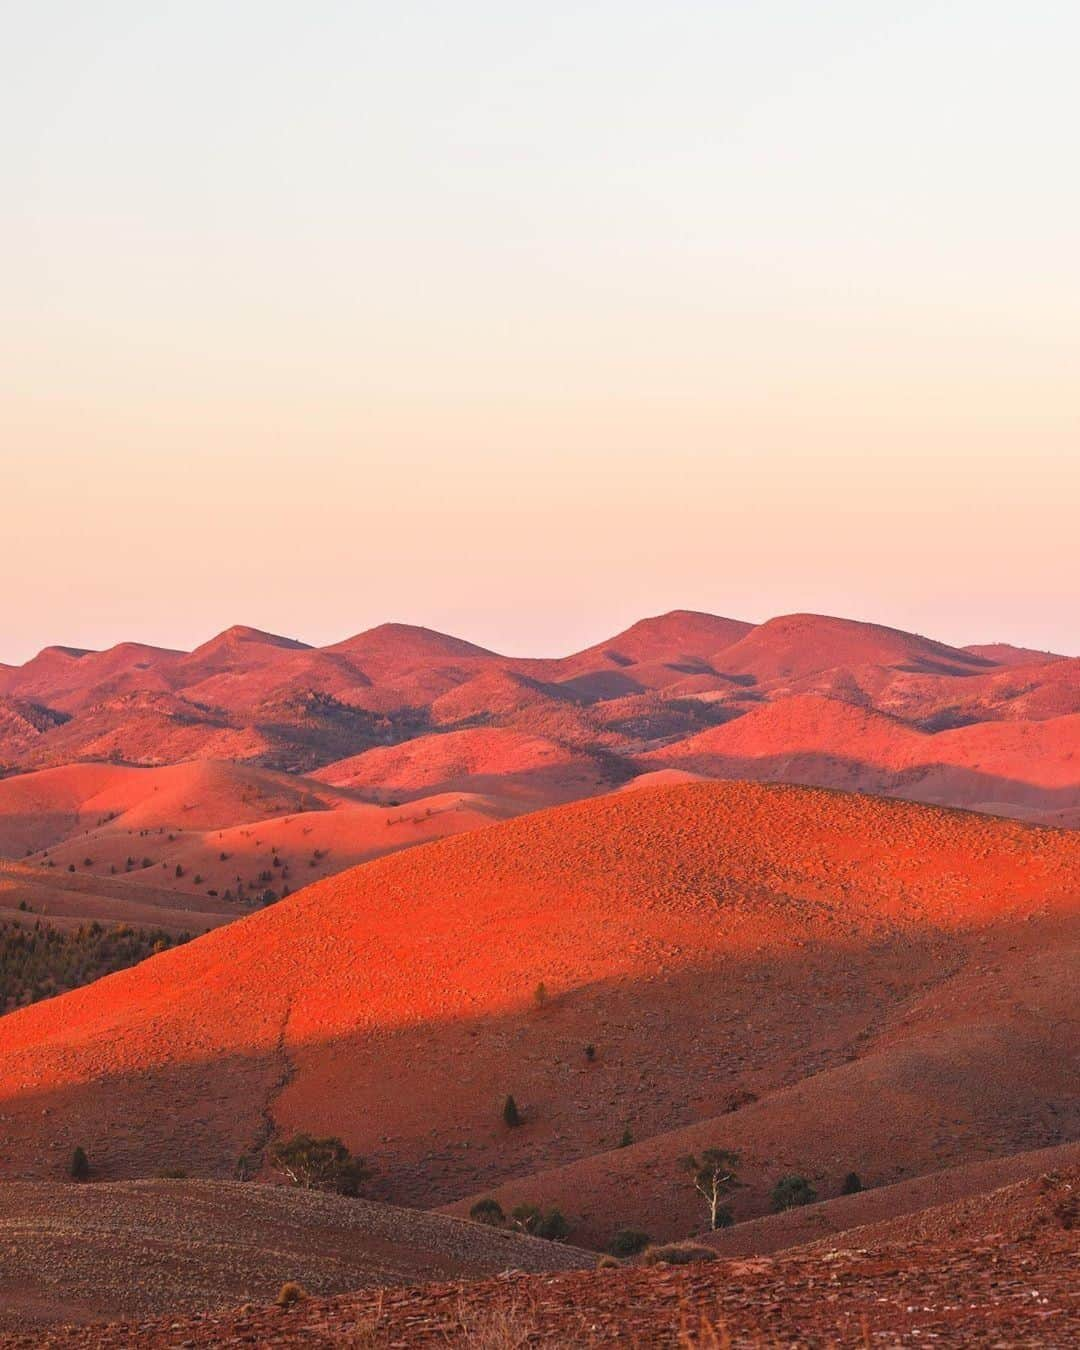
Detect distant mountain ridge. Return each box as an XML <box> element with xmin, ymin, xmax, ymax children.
<box><xmin>0</xmin><ymin>611</ymin><xmax>1075</xmax><ymax>827</ymax></box>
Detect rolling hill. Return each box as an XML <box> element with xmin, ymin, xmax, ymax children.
<box><xmin>0</xmin><ymin>781</ymin><xmax>1073</xmax><ymax>1239</ymax></box>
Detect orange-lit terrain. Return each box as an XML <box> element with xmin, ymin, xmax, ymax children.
<box><xmin>0</xmin><ymin>614</ymin><xmax>1076</xmax><ymax>1344</ymax></box>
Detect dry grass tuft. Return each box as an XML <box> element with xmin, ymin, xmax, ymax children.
<box><xmin>642</xmin><ymin>1241</ymin><xmax>718</xmax><ymax>1266</ymax></box>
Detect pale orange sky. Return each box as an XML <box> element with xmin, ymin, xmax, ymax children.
<box><xmin>3</xmin><ymin>3</ymin><xmax>1077</xmax><ymax>662</ymax></box>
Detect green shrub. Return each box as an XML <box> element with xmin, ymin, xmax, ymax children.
<box><xmin>841</xmin><ymin>1171</ymin><xmax>863</xmax><ymax>1194</ymax></box>
<box><xmin>771</xmin><ymin>1174</ymin><xmax>817</xmax><ymax>1211</ymax></box>
<box><xmin>503</xmin><ymin>1094</ymin><xmax>522</xmax><ymax>1127</ymax></box>
<box><xmin>69</xmin><ymin>1146</ymin><xmax>90</xmax><ymax>1181</ymax></box>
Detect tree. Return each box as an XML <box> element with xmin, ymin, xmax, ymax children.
<box><xmin>841</xmin><ymin>1171</ymin><xmax>863</xmax><ymax>1195</ymax></box>
<box><xmin>69</xmin><ymin>1146</ymin><xmax>90</xmax><ymax>1181</ymax></box>
<box><xmin>771</xmin><ymin>1174</ymin><xmax>817</xmax><ymax>1211</ymax></box>
<box><xmin>268</xmin><ymin>1133</ymin><xmax>370</xmax><ymax>1196</ymax></box>
<box><xmin>503</xmin><ymin>1094</ymin><xmax>522</xmax><ymax>1127</ymax></box>
<box><xmin>682</xmin><ymin>1148</ymin><xmax>740</xmax><ymax>1230</ymax></box>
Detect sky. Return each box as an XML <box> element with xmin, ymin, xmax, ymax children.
<box><xmin>2</xmin><ymin>1</ymin><xmax>1077</xmax><ymax>664</ymax></box>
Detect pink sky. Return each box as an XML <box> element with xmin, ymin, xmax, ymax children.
<box><xmin>4</xmin><ymin>4</ymin><xmax>1077</xmax><ymax>662</ymax></box>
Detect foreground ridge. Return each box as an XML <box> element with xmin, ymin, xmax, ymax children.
<box><xmin>4</xmin><ymin>1167</ymin><xmax>1076</xmax><ymax>1347</ymax></box>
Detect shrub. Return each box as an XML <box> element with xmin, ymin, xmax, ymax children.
<box><xmin>275</xmin><ymin>1281</ymin><xmax>308</xmax><ymax>1307</ymax></box>
<box><xmin>643</xmin><ymin>1242</ymin><xmax>717</xmax><ymax>1266</ymax></box>
<box><xmin>597</xmin><ymin>1254</ymin><xmax>621</xmax><ymax>1269</ymax></box>
<box><xmin>584</xmin><ymin>1043</ymin><xmax>596</xmax><ymax>1062</ymax></box>
<box><xmin>609</xmin><ymin>1228</ymin><xmax>651</xmax><ymax>1257</ymax></box>
<box><xmin>536</xmin><ymin>1208</ymin><xmax>569</xmax><ymax>1241</ymax></box>
<box><xmin>511</xmin><ymin>1203</ymin><xmax>568</xmax><ymax>1240</ymax></box>
<box><xmin>771</xmin><ymin>1174</ymin><xmax>817</xmax><ymax>1211</ymax></box>
<box><xmin>511</xmin><ymin>1202</ymin><xmax>542</xmax><ymax>1233</ymax></box>
<box><xmin>502</xmin><ymin>1094</ymin><xmax>522</xmax><ymax>1127</ymax></box>
<box><xmin>69</xmin><ymin>1146</ymin><xmax>90</xmax><ymax>1181</ymax></box>
<box><xmin>269</xmin><ymin>1133</ymin><xmax>371</xmax><ymax>1196</ymax></box>
<box><xmin>841</xmin><ymin>1171</ymin><xmax>863</xmax><ymax>1195</ymax></box>
<box><xmin>470</xmin><ymin>1198</ymin><xmax>505</xmax><ymax>1226</ymax></box>
<box><xmin>533</xmin><ymin>981</ymin><xmax>547</xmax><ymax>1008</ymax></box>
<box><xmin>618</xmin><ymin>1127</ymin><xmax>633</xmax><ymax>1148</ymax></box>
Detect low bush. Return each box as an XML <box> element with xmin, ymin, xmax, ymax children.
<box><xmin>511</xmin><ymin>1203</ymin><xmax>569</xmax><ymax>1240</ymax></box>
<box><xmin>643</xmin><ymin>1242</ymin><xmax>717</xmax><ymax>1266</ymax></box>
<box><xmin>609</xmin><ymin>1228</ymin><xmax>651</xmax><ymax>1257</ymax></box>
<box><xmin>470</xmin><ymin>1198</ymin><xmax>505</xmax><ymax>1226</ymax></box>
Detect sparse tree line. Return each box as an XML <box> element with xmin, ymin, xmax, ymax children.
<box><xmin>0</xmin><ymin>920</ymin><xmax>190</xmax><ymax>1013</ymax></box>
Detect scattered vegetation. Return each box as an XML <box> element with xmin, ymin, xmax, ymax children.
<box><xmin>771</xmin><ymin>1174</ymin><xmax>818</xmax><ymax>1211</ymax></box>
<box><xmin>268</xmin><ymin>1132</ymin><xmax>371</xmax><ymax>1196</ymax></box>
<box><xmin>68</xmin><ymin>1146</ymin><xmax>90</xmax><ymax>1181</ymax></box>
<box><xmin>682</xmin><ymin>1148</ymin><xmax>740</xmax><ymax>1229</ymax></box>
<box><xmin>842</xmin><ymin>1171</ymin><xmax>863</xmax><ymax>1195</ymax></box>
<box><xmin>0</xmin><ymin>920</ymin><xmax>190</xmax><ymax>1013</ymax></box>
